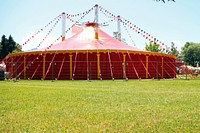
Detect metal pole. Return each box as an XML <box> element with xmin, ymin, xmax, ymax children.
<box><xmin>62</xmin><ymin>12</ymin><xmax>66</xmax><ymax>41</ymax></box>
<box><xmin>94</xmin><ymin>4</ymin><xmax>99</xmax><ymax>39</ymax></box>
<box><xmin>123</xmin><ymin>54</ymin><xmax>127</xmax><ymax>80</ymax></box>
<box><xmin>117</xmin><ymin>15</ymin><xmax>121</xmax><ymax>41</ymax></box>
<box><xmin>124</xmin><ymin>62</ymin><xmax>127</xmax><ymax>80</ymax></box>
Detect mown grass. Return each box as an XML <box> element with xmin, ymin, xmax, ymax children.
<box><xmin>0</xmin><ymin>79</ymin><xmax>200</xmax><ymax>132</ymax></box>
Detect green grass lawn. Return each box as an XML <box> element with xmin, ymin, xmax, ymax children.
<box><xmin>0</xmin><ymin>79</ymin><xmax>200</xmax><ymax>132</ymax></box>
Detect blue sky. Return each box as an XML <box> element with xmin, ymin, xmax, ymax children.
<box><xmin>0</xmin><ymin>0</ymin><xmax>199</xmax><ymax>51</ymax></box>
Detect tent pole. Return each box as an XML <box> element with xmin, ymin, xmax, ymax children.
<box><xmin>117</xmin><ymin>15</ymin><xmax>122</xmax><ymax>41</ymax></box>
<box><xmin>123</xmin><ymin>54</ymin><xmax>127</xmax><ymax>79</ymax></box>
<box><xmin>94</xmin><ymin>4</ymin><xmax>99</xmax><ymax>39</ymax></box>
<box><xmin>146</xmin><ymin>56</ymin><xmax>149</xmax><ymax>79</ymax></box>
<box><xmin>62</xmin><ymin>12</ymin><xmax>66</xmax><ymax>41</ymax></box>
<box><xmin>97</xmin><ymin>53</ymin><xmax>101</xmax><ymax>79</ymax></box>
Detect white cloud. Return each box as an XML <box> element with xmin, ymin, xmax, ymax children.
<box><xmin>21</xmin><ymin>33</ymin><xmax>57</xmax><ymax>51</ymax></box>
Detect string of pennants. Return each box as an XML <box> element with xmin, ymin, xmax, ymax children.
<box><xmin>20</xmin><ymin>25</ymin><xmax>76</xmax><ymax>74</ymax></box>
<box><xmin>38</xmin><ymin>5</ymin><xmax>93</xmax><ymax>51</ymax></box>
<box><xmin>22</xmin><ymin>6</ymin><xmax>93</xmax><ymax>51</ymax></box>
<box><xmin>122</xmin><ymin>22</ymin><xmax>136</xmax><ymax>46</ymax></box>
<box><xmin>66</xmin><ymin>6</ymin><xmax>96</xmax><ymax>27</ymax></box>
<box><xmin>36</xmin><ymin>16</ymin><xmax>62</xmax><ymax>49</ymax></box>
<box><xmin>18</xmin><ymin>17</ymin><xmax>91</xmax><ymax>74</ymax></box>
<box><xmin>46</xmin><ymin>24</ymin><xmax>76</xmax><ymax>50</ymax></box>
<box><xmin>21</xmin><ymin>14</ymin><xmax>62</xmax><ymax>48</ymax></box>
<box><xmin>120</xmin><ymin>17</ymin><xmax>166</xmax><ymax>51</ymax></box>
<box><xmin>98</xmin><ymin>6</ymin><xmax>170</xmax><ymax>52</ymax></box>
<box><xmin>99</xmin><ymin>6</ymin><xmax>116</xmax><ymax>19</ymax></box>
<box><xmin>67</xmin><ymin>13</ymin><xmax>115</xmax><ymax>28</ymax></box>
<box><xmin>66</xmin><ymin>5</ymin><xmax>95</xmax><ymax>18</ymax></box>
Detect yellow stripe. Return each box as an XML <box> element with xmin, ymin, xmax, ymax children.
<box><xmin>69</xmin><ymin>54</ymin><xmax>73</xmax><ymax>80</ymax></box>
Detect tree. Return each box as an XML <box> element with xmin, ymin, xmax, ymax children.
<box><xmin>154</xmin><ymin>0</ymin><xmax>175</xmax><ymax>3</ymax></box>
<box><xmin>0</xmin><ymin>35</ymin><xmax>9</xmax><ymax>60</ymax></box>
<box><xmin>12</xmin><ymin>43</ymin><xmax>22</xmax><ymax>53</ymax></box>
<box><xmin>8</xmin><ymin>35</ymin><xmax>16</xmax><ymax>53</ymax></box>
<box><xmin>0</xmin><ymin>35</ymin><xmax>21</xmax><ymax>60</ymax></box>
<box><xmin>0</xmin><ymin>42</ymin><xmax>2</xmax><ymax>53</ymax></box>
<box><xmin>181</xmin><ymin>42</ymin><xmax>200</xmax><ymax>66</ymax></box>
<box><xmin>167</xmin><ymin>42</ymin><xmax>179</xmax><ymax>57</ymax></box>
<box><xmin>145</xmin><ymin>42</ymin><xmax>161</xmax><ymax>52</ymax></box>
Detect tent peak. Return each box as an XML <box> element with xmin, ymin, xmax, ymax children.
<box><xmin>85</xmin><ymin>22</ymin><xmax>99</xmax><ymax>27</ymax></box>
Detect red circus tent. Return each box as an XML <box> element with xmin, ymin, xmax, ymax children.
<box><xmin>4</xmin><ymin>23</ymin><xmax>176</xmax><ymax>80</ymax></box>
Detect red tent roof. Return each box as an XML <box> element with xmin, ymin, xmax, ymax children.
<box><xmin>39</xmin><ymin>26</ymin><xmax>144</xmax><ymax>51</ymax></box>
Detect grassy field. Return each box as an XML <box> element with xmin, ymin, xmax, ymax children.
<box><xmin>0</xmin><ymin>79</ymin><xmax>200</xmax><ymax>132</ymax></box>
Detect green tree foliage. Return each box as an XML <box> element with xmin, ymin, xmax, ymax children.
<box><xmin>155</xmin><ymin>0</ymin><xmax>175</xmax><ymax>3</ymax></box>
<box><xmin>0</xmin><ymin>42</ymin><xmax>2</xmax><ymax>52</ymax></box>
<box><xmin>145</xmin><ymin>42</ymin><xmax>161</xmax><ymax>52</ymax></box>
<box><xmin>181</xmin><ymin>42</ymin><xmax>200</xmax><ymax>67</ymax></box>
<box><xmin>0</xmin><ymin>35</ymin><xmax>21</xmax><ymax>60</ymax></box>
<box><xmin>167</xmin><ymin>42</ymin><xmax>179</xmax><ymax>57</ymax></box>
<box><xmin>0</xmin><ymin>35</ymin><xmax>9</xmax><ymax>60</ymax></box>
<box><xmin>8</xmin><ymin>35</ymin><xmax>16</xmax><ymax>53</ymax></box>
